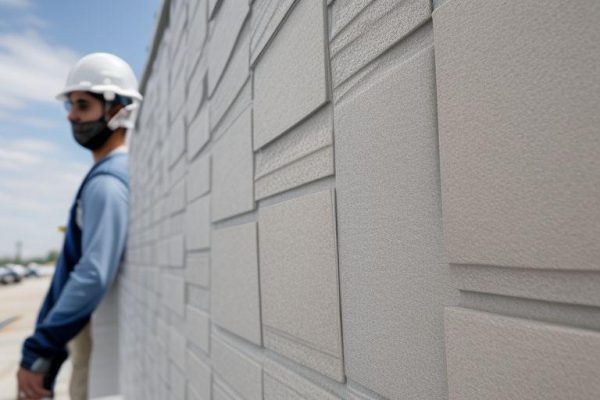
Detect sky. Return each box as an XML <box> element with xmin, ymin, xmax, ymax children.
<box><xmin>0</xmin><ymin>0</ymin><xmax>160</xmax><ymax>258</ymax></box>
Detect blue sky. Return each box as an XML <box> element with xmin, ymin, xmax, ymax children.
<box><xmin>0</xmin><ymin>0</ymin><xmax>160</xmax><ymax>258</ymax></box>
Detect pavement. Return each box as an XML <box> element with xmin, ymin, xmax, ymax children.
<box><xmin>0</xmin><ymin>276</ymin><xmax>71</xmax><ymax>400</ymax></box>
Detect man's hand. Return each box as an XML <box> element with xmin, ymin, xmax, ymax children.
<box><xmin>16</xmin><ymin>367</ymin><xmax>51</xmax><ymax>399</ymax></box>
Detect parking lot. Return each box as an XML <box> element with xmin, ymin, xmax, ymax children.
<box><xmin>0</xmin><ymin>275</ymin><xmax>70</xmax><ymax>399</ymax></box>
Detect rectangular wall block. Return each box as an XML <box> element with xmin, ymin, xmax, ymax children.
<box><xmin>211</xmin><ymin>222</ymin><xmax>262</xmax><ymax>344</ymax></box>
<box><xmin>186</xmin><ymin>351</ymin><xmax>211</xmax><ymax>399</ymax></box>
<box><xmin>187</xmin><ymin>0</ymin><xmax>208</xmax><ymax>67</ymax></box>
<box><xmin>169</xmin><ymin>363</ymin><xmax>186</xmax><ymax>400</ymax></box>
<box><xmin>185</xmin><ymin>305</ymin><xmax>211</xmax><ymax>354</ymax></box>
<box><xmin>434</xmin><ymin>0</ymin><xmax>600</xmax><ymax>270</ymax></box>
<box><xmin>169</xmin><ymin>0</ymin><xmax>188</xmax><ymax>65</ymax></box>
<box><xmin>213</xmin><ymin>379</ymin><xmax>243</xmax><ymax>400</ymax></box>
<box><xmin>169</xmin><ymin>69</ymin><xmax>187</xmax><ymax>125</ymax></box>
<box><xmin>168</xmin><ymin>327</ymin><xmax>187</xmax><ymax>371</ymax></box>
<box><xmin>186</xmin><ymin>152</ymin><xmax>210</xmax><ymax>203</ymax></box>
<box><xmin>186</xmin><ymin>54</ymin><xmax>207</xmax><ymax>128</ymax></box>
<box><xmin>208</xmin><ymin>0</ymin><xmax>220</xmax><ymax>19</ymax></box>
<box><xmin>255</xmin><ymin>105</ymin><xmax>334</xmax><ymax>200</ymax></box>
<box><xmin>169</xmin><ymin>179</ymin><xmax>186</xmax><ymax>216</ymax></box>
<box><xmin>170</xmin><ymin>156</ymin><xmax>187</xmax><ymax>187</ymax></box>
<box><xmin>185</xmin><ymin>195</ymin><xmax>210</xmax><ymax>250</ymax></box>
<box><xmin>211</xmin><ymin>107</ymin><xmax>254</xmax><ymax>221</ymax></box>
<box><xmin>187</xmin><ymin>284</ymin><xmax>210</xmax><ymax>312</ymax></box>
<box><xmin>255</xmin><ymin>147</ymin><xmax>333</xmax><ymax>200</ymax></box>
<box><xmin>259</xmin><ymin>189</ymin><xmax>344</xmax><ymax>381</ymax></box>
<box><xmin>207</xmin><ymin>0</ymin><xmax>249</xmax><ymax>95</ymax></box>
<box><xmin>162</xmin><ymin>274</ymin><xmax>185</xmax><ymax>316</ymax></box>
<box><xmin>185</xmin><ymin>252</ymin><xmax>210</xmax><ymax>288</ymax></box>
<box><xmin>211</xmin><ymin>334</ymin><xmax>263</xmax><ymax>400</ymax></box>
<box><xmin>253</xmin><ymin>0</ymin><xmax>328</xmax><ymax>149</ymax></box>
<box><xmin>263</xmin><ymin>358</ymin><xmax>341</xmax><ymax>400</ymax></box>
<box><xmin>334</xmin><ymin>47</ymin><xmax>456</xmax><ymax>399</ymax></box>
<box><xmin>170</xmin><ymin>28</ymin><xmax>188</xmax><ymax>89</ymax></box>
<box><xmin>209</xmin><ymin>32</ymin><xmax>250</xmax><ymax>132</ymax></box>
<box><xmin>249</xmin><ymin>0</ymin><xmax>294</xmax><ymax>65</ymax></box>
<box><xmin>169</xmin><ymin>113</ymin><xmax>187</xmax><ymax>167</ymax></box>
<box><xmin>329</xmin><ymin>0</ymin><xmax>431</xmax><ymax>87</ymax></box>
<box><xmin>445</xmin><ymin>307</ymin><xmax>600</xmax><ymax>400</ymax></box>
<box><xmin>187</xmin><ymin>103</ymin><xmax>210</xmax><ymax>160</ymax></box>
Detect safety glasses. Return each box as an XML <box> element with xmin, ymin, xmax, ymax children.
<box><xmin>64</xmin><ymin>99</ymin><xmax>93</xmax><ymax>113</ymax></box>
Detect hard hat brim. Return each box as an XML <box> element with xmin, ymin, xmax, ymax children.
<box><xmin>56</xmin><ymin>83</ymin><xmax>143</xmax><ymax>102</ymax></box>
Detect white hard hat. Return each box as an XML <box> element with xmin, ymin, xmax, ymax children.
<box><xmin>56</xmin><ymin>52</ymin><xmax>143</xmax><ymax>102</ymax></box>
<box><xmin>58</xmin><ymin>53</ymin><xmax>143</xmax><ymax>130</ymax></box>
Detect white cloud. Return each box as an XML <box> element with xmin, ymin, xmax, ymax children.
<box><xmin>0</xmin><ymin>137</ymin><xmax>57</xmax><ymax>167</ymax></box>
<box><xmin>0</xmin><ymin>109</ymin><xmax>60</xmax><ymax>129</ymax></box>
<box><xmin>0</xmin><ymin>136</ymin><xmax>89</xmax><ymax>257</ymax></box>
<box><xmin>0</xmin><ymin>30</ymin><xmax>79</xmax><ymax>110</ymax></box>
<box><xmin>0</xmin><ymin>93</ymin><xmax>26</xmax><ymax>110</ymax></box>
<box><xmin>18</xmin><ymin>14</ymin><xmax>49</xmax><ymax>29</ymax></box>
<box><xmin>0</xmin><ymin>11</ymin><xmax>87</xmax><ymax>258</ymax></box>
<box><xmin>0</xmin><ymin>0</ymin><xmax>31</xmax><ymax>9</ymax></box>
<box><xmin>3</xmin><ymin>137</ymin><xmax>57</xmax><ymax>152</ymax></box>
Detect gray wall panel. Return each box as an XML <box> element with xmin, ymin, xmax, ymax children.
<box><xmin>259</xmin><ymin>190</ymin><xmax>344</xmax><ymax>381</ymax></box>
<box><xmin>112</xmin><ymin>0</ymin><xmax>600</xmax><ymax>398</ymax></box>
<box><xmin>211</xmin><ymin>223</ymin><xmax>262</xmax><ymax>345</ymax></box>
<box><xmin>211</xmin><ymin>107</ymin><xmax>254</xmax><ymax>221</ymax></box>
<box><xmin>335</xmin><ymin>46</ymin><xmax>457</xmax><ymax>399</ymax></box>
<box><xmin>445</xmin><ymin>307</ymin><xmax>600</xmax><ymax>400</ymax></box>
<box><xmin>434</xmin><ymin>0</ymin><xmax>600</xmax><ymax>270</ymax></box>
<box><xmin>253</xmin><ymin>0</ymin><xmax>328</xmax><ymax>150</ymax></box>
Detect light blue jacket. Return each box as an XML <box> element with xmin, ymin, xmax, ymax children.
<box><xmin>21</xmin><ymin>151</ymin><xmax>128</xmax><ymax>388</ymax></box>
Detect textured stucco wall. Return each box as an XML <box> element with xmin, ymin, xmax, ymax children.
<box><xmin>104</xmin><ymin>0</ymin><xmax>600</xmax><ymax>399</ymax></box>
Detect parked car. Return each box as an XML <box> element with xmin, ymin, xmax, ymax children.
<box><xmin>25</xmin><ymin>263</ymin><xmax>41</xmax><ymax>278</ymax></box>
<box><xmin>36</xmin><ymin>264</ymin><xmax>55</xmax><ymax>277</ymax></box>
<box><xmin>0</xmin><ymin>265</ymin><xmax>21</xmax><ymax>284</ymax></box>
<box><xmin>5</xmin><ymin>263</ymin><xmax>40</xmax><ymax>279</ymax></box>
<box><xmin>6</xmin><ymin>263</ymin><xmax>27</xmax><ymax>278</ymax></box>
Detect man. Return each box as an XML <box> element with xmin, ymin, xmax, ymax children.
<box><xmin>16</xmin><ymin>53</ymin><xmax>142</xmax><ymax>400</ymax></box>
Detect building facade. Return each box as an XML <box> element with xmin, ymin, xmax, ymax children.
<box><xmin>94</xmin><ymin>0</ymin><xmax>600</xmax><ymax>399</ymax></box>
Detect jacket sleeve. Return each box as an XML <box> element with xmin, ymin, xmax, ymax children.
<box><xmin>21</xmin><ymin>175</ymin><xmax>128</xmax><ymax>370</ymax></box>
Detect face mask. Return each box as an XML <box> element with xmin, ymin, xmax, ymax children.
<box><xmin>70</xmin><ymin>115</ymin><xmax>115</xmax><ymax>150</ymax></box>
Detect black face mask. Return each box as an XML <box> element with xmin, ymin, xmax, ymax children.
<box><xmin>70</xmin><ymin>116</ymin><xmax>115</xmax><ymax>150</ymax></box>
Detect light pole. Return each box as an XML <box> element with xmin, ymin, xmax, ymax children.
<box><xmin>15</xmin><ymin>241</ymin><xmax>22</xmax><ymax>264</ymax></box>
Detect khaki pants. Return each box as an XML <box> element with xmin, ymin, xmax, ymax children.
<box><xmin>68</xmin><ymin>323</ymin><xmax>92</xmax><ymax>400</ymax></box>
